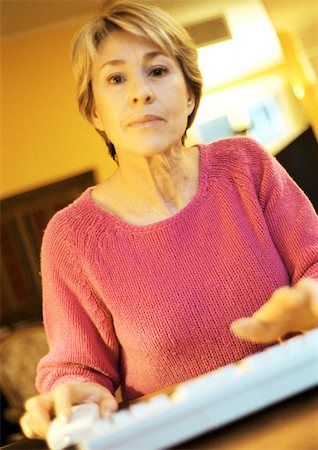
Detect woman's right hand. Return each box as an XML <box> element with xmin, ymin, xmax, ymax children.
<box><xmin>20</xmin><ymin>382</ymin><xmax>118</xmax><ymax>440</ymax></box>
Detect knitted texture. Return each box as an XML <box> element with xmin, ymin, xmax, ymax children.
<box><xmin>36</xmin><ymin>137</ymin><xmax>318</xmax><ymax>401</ymax></box>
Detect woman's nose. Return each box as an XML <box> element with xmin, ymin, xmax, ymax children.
<box><xmin>129</xmin><ymin>77</ymin><xmax>155</xmax><ymax>106</ymax></box>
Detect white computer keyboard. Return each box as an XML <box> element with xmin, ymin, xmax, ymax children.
<box><xmin>47</xmin><ymin>329</ymin><xmax>318</xmax><ymax>450</ymax></box>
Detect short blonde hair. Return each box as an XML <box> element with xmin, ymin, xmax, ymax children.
<box><xmin>72</xmin><ymin>0</ymin><xmax>203</xmax><ymax>161</ymax></box>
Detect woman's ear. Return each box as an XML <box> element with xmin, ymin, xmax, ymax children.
<box><xmin>187</xmin><ymin>89</ymin><xmax>195</xmax><ymax>117</ymax></box>
<box><xmin>91</xmin><ymin>104</ymin><xmax>105</xmax><ymax>132</ymax></box>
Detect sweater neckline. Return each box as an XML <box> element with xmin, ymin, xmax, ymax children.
<box><xmin>84</xmin><ymin>144</ymin><xmax>208</xmax><ymax>232</ymax></box>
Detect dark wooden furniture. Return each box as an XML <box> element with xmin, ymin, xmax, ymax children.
<box><xmin>1</xmin><ymin>171</ymin><xmax>96</xmax><ymax>328</ymax></box>
<box><xmin>0</xmin><ymin>171</ymin><xmax>95</xmax><ymax>446</ymax></box>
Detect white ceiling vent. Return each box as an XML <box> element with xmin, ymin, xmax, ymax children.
<box><xmin>185</xmin><ymin>16</ymin><xmax>232</xmax><ymax>48</ymax></box>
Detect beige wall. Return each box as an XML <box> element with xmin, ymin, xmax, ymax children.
<box><xmin>1</xmin><ymin>9</ymin><xmax>316</xmax><ymax>199</ymax></box>
<box><xmin>1</xmin><ymin>19</ymin><xmax>116</xmax><ymax>199</ymax></box>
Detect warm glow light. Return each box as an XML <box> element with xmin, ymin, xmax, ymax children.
<box><xmin>293</xmin><ymin>85</ymin><xmax>305</xmax><ymax>99</ymax></box>
<box><xmin>198</xmin><ymin>0</ymin><xmax>284</xmax><ymax>91</ymax></box>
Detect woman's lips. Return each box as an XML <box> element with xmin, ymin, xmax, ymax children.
<box><xmin>127</xmin><ymin>115</ymin><xmax>164</xmax><ymax>128</ymax></box>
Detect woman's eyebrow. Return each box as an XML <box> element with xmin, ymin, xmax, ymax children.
<box><xmin>143</xmin><ymin>50</ymin><xmax>169</xmax><ymax>62</ymax></box>
<box><xmin>99</xmin><ymin>50</ymin><xmax>169</xmax><ymax>70</ymax></box>
<box><xmin>100</xmin><ymin>59</ymin><xmax>125</xmax><ymax>69</ymax></box>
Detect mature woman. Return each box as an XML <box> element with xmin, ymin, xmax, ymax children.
<box><xmin>21</xmin><ymin>0</ymin><xmax>318</xmax><ymax>440</ymax></box>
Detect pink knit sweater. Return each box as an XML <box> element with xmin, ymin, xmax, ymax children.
<box><xmin>36</xmin><ymin>137</ymin><xmax>318</xmax><ymax>401</ymax></box>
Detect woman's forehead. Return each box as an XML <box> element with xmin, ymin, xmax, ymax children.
<box><xmin>96</xmin><ymin>29</ymin><xmax>169</xmax><ymax>58</ymax></box>
<box><xmin>93</xmin><ymin>29</ymin><xmax>173</xmax><ymax>69</ymax></box>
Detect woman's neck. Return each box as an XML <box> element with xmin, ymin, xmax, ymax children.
<box><xmin>93</xmin><ymin>145</ymin><xmax>199</xmax><ymax>225</ymax></box>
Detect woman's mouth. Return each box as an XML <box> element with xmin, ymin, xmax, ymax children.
<box><xmin>127</xmin><ymin>115</ymin><xmax>164</xmax><ymax>128</ymax></box>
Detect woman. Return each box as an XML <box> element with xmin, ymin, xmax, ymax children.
<box><xmin>21</xmin><ymin>0</ymin><xmax>318</xmax><ymax>440</ymax></box>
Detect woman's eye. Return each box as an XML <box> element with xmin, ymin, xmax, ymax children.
<box><xmin>108</xmin><ymin>74</ymin><xmax>125</xmax><ymax>85</ymax></box>
<box><xmin>150</xmin><ymin>66</ymin><xmax>167</xmax><ymax>77</ymax></box>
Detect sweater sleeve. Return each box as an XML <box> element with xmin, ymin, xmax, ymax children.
<box><xmin>243</xmin><ymin>137</ymin><xmax>318</xmax><ymax>284</ymax></box>
<box><xmin>36</xmin><ymin>213</ymin><xmax>120</xmax><ymax>395</ymax></box>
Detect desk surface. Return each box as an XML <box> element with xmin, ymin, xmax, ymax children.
<box><xmin>3</xmin><ymin>387</ymin><xmax>318</xmax><ymax>450</ymax></box>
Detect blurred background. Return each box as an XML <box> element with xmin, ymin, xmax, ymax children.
<box><xmin>1</xmin><ymin>0</ymin><xmax>318</xmax><ymax>198</ymax></box>
<box><xmin>0</xmin><ymin>0</ymin><xmax>317</xmax><ymax>445</ymax></box>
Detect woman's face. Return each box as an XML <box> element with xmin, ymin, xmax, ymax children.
<box><xmin>91</xmin><ymin>30</ymin><xmax>195</xmax><ymax>159</ymax></box>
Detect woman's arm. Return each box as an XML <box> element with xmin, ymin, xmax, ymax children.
<box><xmin>21</xmin><ymin>212</ymin><xmax>121</xmax><ymax>439</ymax></box>
<box><xmin>231</xmin><ymin>138</ymin><xmax>318</xmax><ymax>342</ymax></box>
<box><xmin>36</xmin><ymin>212</ymin><xmax>120</xmax><ymax>395</ymax></box>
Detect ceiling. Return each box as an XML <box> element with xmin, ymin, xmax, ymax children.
<box><xmin>1</xmin><ymin>0</ymin><xmax>317</xmax><ymax>40</ymax></box>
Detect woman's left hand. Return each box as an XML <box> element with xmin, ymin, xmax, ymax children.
<box><xmin>231</xmin><ymin>278</ymin><xmax>318</xmax><ymax>343</ymax></box>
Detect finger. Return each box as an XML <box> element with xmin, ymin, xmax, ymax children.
<box><xmin>23</xmin><ymin>396</ymin><xmax>53</xmax><ymax>438</ymax></box>
<box><xmin>73</xmin><ymin>383</ymin><xmax>119</xmax><ymax>418</ymax></box>
<box><xmin>99</xmin><ymin>391</ymin><xmax>118</xmax><ymax>418</ymax></box>
<box><xmin>312</xmin><ymin>300</ymin><xmax>318</xmax><ymax>318</ymax></box>
<box><xmin>53</xmin><ymin>382</ymin><xmax>118</xmax><ymax>421</ymax></box>
<box><xmin>253</xmin><ymin>286</ymin><xmax>306</xmax><ymax>322</ymax></box>
<box><xmin>296</xmin><ymin>278</ymin><xmax>318</xmax><ymax>317</ymax></box>
<box><xmin>52</xmin><ymin>384</ymin><xmax>73</xmax><ymax>423</ymax></box>
<box><xmin>231</xmin><ymin>317</ymin><xmax>285</xmax><ymax>343</ymax></box>
<box><xmin>20</xmin><ymin>414</ymin><xmax>39</xmax><ymax>439</ymax></box>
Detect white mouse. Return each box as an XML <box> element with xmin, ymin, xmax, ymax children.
<box><xmin>46</xmin><ymin>403</ymin><xmax>100</xmax><ymax>450</ymax></box>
